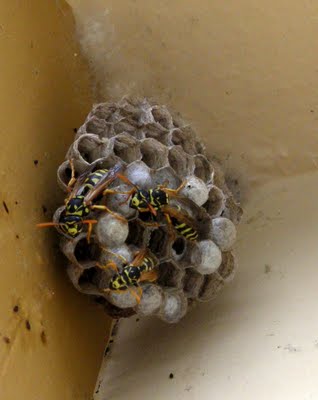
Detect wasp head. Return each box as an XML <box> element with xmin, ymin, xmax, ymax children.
<box><xmin>59</xmin><ymin>213</ymin><xmax>83</xmax><ymax>238</ymax></box>
<box><xmin>109</xmin><ymin>275</ymin><xmax>126</xmax><ymax>291</ymax></box>
<box><xmin>129</xmin><ymin>190</ymin><xmax>150</xmax><ymax>212</ymax></box>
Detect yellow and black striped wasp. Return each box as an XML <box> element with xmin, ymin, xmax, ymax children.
<box><xmin>37</xmin><ymin>161</ymin><xmax>126</xmax><ymax>241</ymax></box>
<box><xmin>97</xmin><ymin>248</ymin><xmax>159</xmax><ymax>303</ymax></box>
<box><xmin>110</xmin><ymin>176</ymin><xmax>199</xmax><ymax>241</ymax></box>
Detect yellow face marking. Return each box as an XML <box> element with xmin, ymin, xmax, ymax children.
<box><xmin>68</xmin><ymin>227</ymin><xmax>79</xmax><ymax>235</ymax></box>
<box><xmin>112</xmin><ymin>280</ymin><xmax>121</xmax><ymax>289</ymax></box>
<box><xmin>72</xmin><ymin>210</ymin><xmax>83</xmax><ymax>217</ymax></box>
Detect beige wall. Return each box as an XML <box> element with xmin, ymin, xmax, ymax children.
<box><xmin>2</xmin><ymin>0</ymin><xmax>317</xmax><ymax>398</ymax></box>
<box><xmin>65</xmin><ymin>2</ymin><xmax>318</xmax><ymax>399</ymax></box>
<box><xmin>69</xmin><ymin>0</ymin><xmax>318</xmax><ymax>197</ymax></box>
<box><xmin>0</xmin><ymin>2</ymin><xmax>110</xmax><ymax>399</ymax></box>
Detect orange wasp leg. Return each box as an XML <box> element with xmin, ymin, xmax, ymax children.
<box><xmin>96</xmin><ymin>261</ymin><xmax>119</xmax><ymax>273</ymax></box>
<box><xmin>103</xmin><ymin>187</ymin><xmax>137</xmax><ymax>206</ymax></box>
<box><xmin>90</xmin><ymin>204</ymin><xmax>127</xmax><ymax>223</ymax></box>
<box><xmin>129</xmin><ymin>286</ymin><xmax>142</xmax><ymax>304</ymax></box>
<box><xmin>84</xmin><ymin>219</ymin><xmax>98</xmax><ymax>243</ymax></box>
<box><xmin>114</xmin><ymin>173</ymin><xmax>139</xmax><ymax>205</ymax></box>
<box><xmin>137</xmin><ymin>219</ymin><xmax>160</xmax><ymax>228</ymax></box>
<box><xmin>164</xmin><ymin>212</ymin><xmax>177</xmax><ymax>242</ymax></box>
<box><xmin>159</xmin><ymin>180</ymin><xmax>187</xmax><ymax>197</ymax></box>
<box><xmin>67</xmin><ymin>158</ymin><xmax>77</xmax><ymax>189</ymax></box>
<box><xmin>102</xmin><ymin>287</ymin><xmax>142</xmax><ymax>304</ymax></box>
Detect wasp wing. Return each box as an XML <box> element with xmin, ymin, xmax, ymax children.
<box><xmin>130</xmin><ymin>249</ymin><xmax>148</xmax><ymax>267</ymax></box>
<box><xmin>160</xmin><ymin>205</ymin><xmax>199</xmax><ymax>230</ymax></box>
<box><xmin>139</xmin><ymin>269</ymin><xmax>158</xmax><ymax>283</ymax></box>
<box><xmin>83</xmin><ymin>163</ymin><xmax>124</xmax><ymax>205</ymax></box>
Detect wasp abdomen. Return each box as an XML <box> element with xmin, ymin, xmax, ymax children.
<box><xmin>80</xmin><ymin>169</ymin><xmax>109</xmax><ymax>196</ymax></box>
<box><xmin>170</xmin><ymin>217</ymin><xmax>198</xmax><ymax>241</ymax></box>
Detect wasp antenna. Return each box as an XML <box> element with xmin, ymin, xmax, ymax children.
<box><xmin>36</xmin><ymin>222</ymin><xmax>60</xmax><ymax>228</ymax></box>
<box><xmin>116</xmin><ymin>173</ymin><xmax>138</xmax><ymax>189</ymax></box>
<box><xmin>82</xmin><ymin>219</ymin><xmax>98</xmax><ymax>225</ymax></box>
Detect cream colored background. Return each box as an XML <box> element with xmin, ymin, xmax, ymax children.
<box><xmin>68</xmin><ymin>0</ymin><xmax>318</xmax><ymax>193</ymax></box>
<box><xmin>1</xmin><ymin>1</ymin><xmax>318</xmax><ymax>399</ymax></box>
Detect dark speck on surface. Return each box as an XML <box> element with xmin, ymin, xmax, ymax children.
<box><xmin>13</xmin><ymin>305</ymin><xmax>19</xmax><ymax>313</ymax></box>
<box><xmin>15</xmin><ymin>201</ymin><xmax>18</xmax><ymax>205</ymax></box>
<box><xmin>264</xmin><ymin>264</ymin><xmax>271</xmax><ymax>274</ymax></box>
<box><xmin>169</xmin><ymin>373</ymin><xmax>174</xmax><ymax>379</ymax></box>
<box><xmin>3</xmin><ymin>201</ymin><xmax>9</xmax><ymax>214</ymax></box>
<box><xmin>3</xmin><ymin>336</ymin><xmax>10</xmax><ymax>344</ymax></box>
<box><xmin>15</xmin><ymin>234</ymin><xmax>20</xmax><ymax>239</ymax></box>
<box><xmin>73</xmin><ymin>128</ymin><xmax>77</xmax><ymax>133</ymax></box>
<box><xmin>25</xmin><ymin>320</ymin><xmax>31</xmax><ymax>331</ymax></box>
<box><xmin>33</xmin><ymin>159</ymin><xmax>39</xmax><ymax>166</ymax></box>
<box><xmin>42</xmin><ymin>205</ymin><xmax>47</xmax><ymax>214</ymax></box>
<box><xmin>40</xmin><ymin>330</ymin><xmax>47</xmax><ymax>345</ymax></box>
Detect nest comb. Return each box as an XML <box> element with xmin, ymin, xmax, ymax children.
<box><xmin>55</xmin><ymin>97</ymin><xmax>242</xmax><ymax>323</ymax></box>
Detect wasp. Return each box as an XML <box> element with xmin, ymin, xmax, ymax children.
<box><xmin>37</xmin><ymin>160</ymin><xmax>126</xmax><ymax>241</ymax></box>
<box><xmin>97</xmin><ymin>248</ymin><xmax>159</xmax><ymax>303</ymax></box>
<box><xmin>110</xmin><ymin>176</ymin><xmax>199</xmax><ymax>241</ymax></box>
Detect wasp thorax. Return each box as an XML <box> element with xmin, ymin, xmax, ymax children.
<box><xmin>57</xmin><ymin>97</ymin><xmax>242</xmax><ymax>323</ymax></box>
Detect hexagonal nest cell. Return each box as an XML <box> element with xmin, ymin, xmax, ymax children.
<box><xmin>52</xmin><ymin>96</ymin><xmax>242</xmax><ymax>323</ymax></box>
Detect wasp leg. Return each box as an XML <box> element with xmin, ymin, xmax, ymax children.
<box><xmin>96</xmin><ymin>261</ymin><xmax>119</xmax><ymax>272</ymax></box>
<box><xmin>103</xmin><ymin>189</ymin><xmax>134</xmax><ymax>196</ymax></box>
<box><xmin>160</xmin><ymin>180</ymin><xmax>186</xmax><ymax>196</ymax></box>
<box><xmin>90</xmin><ymin>204</ymin><xmax>127</xmax><ymax>223</ymax></box>
<box><xmin>128</xmin><ymin>287</ymin><xmax>142</xmax><ymax>304</ymax></box>
<box><xmin>103</xmin><ymin>287</ymin><xmax>142</xmax><ymax>304</ymax></box>
<box><xmin>67</xmin><ymin>158</ymin><xmax>77</xmax><ymax>189</ymax></box>
<box><xmin>86</xmin><ymin>221</ymin><xmax>93</xmax><ymax>243</ymax></box>
<box><xmin>164</xmin><ymin>213</ymin><xmax>177</xmax><ymax>242</ymax></box>
<box><xmin>138</xmin><ymin>219</ymin><xmax>160</xmax><ymax>228</ymax></box>
<box><xmin>82</xmin><ymin>219</ymin><xmax>98</xmax><ymax>243</ymax></box>
<box><xmin>103</xmin><ymin>188</ymin><xmax>136</xmax><ymax>205</ymax></box>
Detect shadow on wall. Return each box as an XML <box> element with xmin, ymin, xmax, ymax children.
<box><xmin>67</xmin><ymin>0</ymin><xmax>318</xmax><ymax>195</ymax></box>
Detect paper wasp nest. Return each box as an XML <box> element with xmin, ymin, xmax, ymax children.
<box><xmin>56</xmin><ymin>97</ymin><xmax>242</xmax><ymax>323</ymax></box>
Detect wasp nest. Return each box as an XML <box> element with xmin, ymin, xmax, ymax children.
<box><xmin>56</xmin><ymin>97</ymin><xmax>242</xmax><ymax>323</ymax></box>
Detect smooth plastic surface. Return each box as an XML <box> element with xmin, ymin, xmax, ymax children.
<box><xmin>0</xmin><ymin>2</ymin><xmax>110</xmax><ymax>399</ymax></box>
